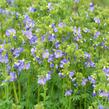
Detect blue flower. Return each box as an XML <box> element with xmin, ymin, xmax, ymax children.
<box><xmin>30</xmin><ymin>35</ymin><xmax>38</xmax><ymax>44</ymax></box>
<box><xmin>89</xmin><ymin>2</ymin><xmax>94</xmax><ymax>12</ymax></box>
<box><xmin>103</xmin><ymin>68</ymin><xmax>109</xmax><ymax>77</ymax></box>
<box><xmin>0</xmin><ymin>8</ymin><xmax>8</xmax><ymax>15</ymax></box>
<box><xmin>48</xmin><ymin>2</ymin><xmax>53</xmax><ymax>11</ymax></box>
<box><xmin>60</xmin><ymin>58</ymin><xmax>69</xmax><ymax>68</ymax></box>
<box><xmin>51</xmin><ymin>23</ymin><xmax>55</xmax><ymax>28</ymax></box>
<box><xmin>42</xmin><ymin>50</ymin><xmax>49</xmax><ymax>59</ymax></box>
<box><xmin>54</xmin><ymin>50</ymin><xmax>63</xmax><ymax>58</ymax></box>
<box><xmin>6</xmin><ymin>0</ymin><xmax>15</xmax><ymax>5</ymax></box>
<box><xmin>41</xmin><ymin>35</ymin><xmax>45</xmax><ymax>42</ymax></box>
<box><xmin>58</xmin><ymin>22</ymin><xmax>65</xmax><ymax>28</ymax></box>
<box><xmin>50</xmin><ymin>63</ymin><xmax>54</xmax><ymax>68</ymax></box>
<box><xmin>99</xmin><ymin>91</ymin><xmax>109</xmax><ymax>97</ymax></box>
<box><xmin>48</xmin><ymin>34</ymin><xmax>56</xmax><ymax>41</ymax></box>
<box><xmin>74</xmin><ymin>0</ymin><xmax>80</xmax><ymax>3</ymax></box>
<box><xmin>46</xmin><ymin>73</ymin><xmax>51</xmax><ymax>81</ymax></box>
<box><xmin>60</xmin><ymin>58</ymin><xmax>68</xmax><ymax>64</ymax></box>
<box><xmin>35</xmin><ymin>57</ymin><xmax>42</xmax><ymax>64</ymax></box>
<box><xmin>48</xmin><ymin>71</ymin><xmax>53</xmax><ymax>75</ymax></box>
<box><xmin>9</xmin><ymin>72</ymin><xmax>17</xmax><ymax>82</ymax></box>
<box><xmin>73</xmin><ymin>27</ymin><xmax>82</xmax><ymax>41</ymax></box>
<box><xmin>48</xmin><ymin>54</ymin><xmax>54</xmax><ymax>62</ymax></box>
<box><xmin>13</xmin><ymin>36</ymin><xmax>17</xmax><ymax>39</ymax></box>
<box><xmin>22</xmin><ymin>30</ymin><xmax>33</xmax><ymax>39</ymax></box>
<box><xmin>89</xmin><ymin>61</ymin><xmax>95</xmax><ymax>67</ymax></box>
<box><xmin>98</xmin><ymin>105</ymin><xmax>104</xmax><ymax>109</ymax></box>
<box><xmin>81</xmin><ymin>78</ymin><xmax>88</xmax><ymax>86</ymax></box>
<box><xmin>14</xmin><ymin>60</ymin><xmax>25</xmax><ymax>71</ymax></box>
<box><xmin>69</xmin><ymin>71</ymin><xmax>74</xmax><ymax>77</ymax></box>
<box><xmin>53</xmin><ymin>27</ymin><xmax>58</xmax><ymax>32</ymax></box>
<box><xmin>94</xmin><ymin>17</ymin><xmax>100</xmax><ymax>24</ymax></box>
<box><xmin>38</xmin><ymin>73</ymin><xmax>51</xmax><ymax>85</ymax></box>
<box><xmin>85</xmin><ymin>60</ymin><xmax>95</xmax><ymax>68</ymax></box>
<box><xmin>0</xmin><ymin>8</ymin><xmax>3</xmax><ymax>14</ymax></box>
<box><xmin>4</xmin><ymin>53</ymin><xmax>9</xmax><ymax>63</ymax></box>
<box><xmin>103</xmin><ymin>68</ymin><xmax>109</xmax><ymax>73</ymax></box>
<box><xmin>88</xmin><ymin>76</ymin><xmax>96</xmax><ymax>84</ymax></box>
<box><xmin>25</xmin><ymin>62</ymin><xmax>30</xmax><ymax>70</ymax></box>
<box><xmin>13</xmin><ymin>47</ymin><xmax>24</xmax><ymax>58</ymax></box>
<box><xmin>58</xmin><ymin>72</ymin><xmax>65</xmax><ymax>78</ymax></box>
<box><xmin>31</xmin><ymin>47</ymin><xmax>36</xmax><ymax>56</ymax></box>
<box><xmin>55</xmin><ymin>41</ymin><xmax>60</xmax><ymax>49</ymax></box>
<box><xmin>92</xmin><ymin>92</ymin><xmax>96</xmax><ymax>96</ymax></box>
<box><xmin>29</xmin><ymin>7</ymin><xmax>37</xmax><ymax>12</ymax></box>
<box><xmin>84</xmin><ymin>52</ymin><xmax>91</xmax><ymax>59</ymax></box>
<box><xmin>0</xmin><ymin>54</ymin><xmax>4</xmax><ymax>63</ymax></box>
<box><xmin>65</xmin><ymin>90</ymin><xmax>73</xmax><ymax>96</ymax></box>
<box><xmin>94</xmin><ymin>31</ymin><xmax>100</xmax><ymax>39</ymax></box>
<box><xmin>23</xmin><ymin>15</ymin><xmax>35</xmax><ymax>29</ymax></box>
<box><xmin>0</xmin><ymin>53</ymin><xmax>9</xmax><ymax>63</ymax></box>
<box><xmin>6</xmin><ymin>64</ymin><xmax>11</xmax><ymax>72</ymax></box>
<box><xmin>6</xmin><ymin>28</ymin><xmax>16</xmax><ymax>37</ymax></box>
<box><xmin>38</xmin><ymin>76</ymin><xmax>47</xmax><ymax>85</ymax></box>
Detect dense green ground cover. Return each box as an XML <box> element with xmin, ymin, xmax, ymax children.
<box><xmin>0</xmin><ymin>0</ymin><xmax>109</xmax><ymax>109</ymax></box>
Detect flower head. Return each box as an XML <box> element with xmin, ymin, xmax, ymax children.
<box><xmin>94</xmin><ymin>17</ymin><xmax>100</xmax><ymax>24</ymax></box>
<box><xmin>55</xmin><ymin>41</ymin><xmax>60</xmax><ymax>49</ymax></box>
<box><xmin>103</xmin><ymin>67</ymin><xmax>109</xmax><ymax>77</ymax></box>
<box><xmin>85</xmin><ymin>60</ymin><xmax>95</xmax><ymax>68</ymax></box>
<box><xmin>6</xmin><ymin>28</ymin><xmax>16</xmax><ymax>37</ymax></box>
<box><xmin>60</xmin><ymin>58</ymin><xmax>69</xmax><ymax>68</ymax></box>
<box><xmin>54</xmin><ymin>27</ymin><xmax>58</xmax><ymax>32</ymax></box>
<box><xmin>30</xmin><ymin>35</ymin><xmax>38</xmax><ymax>44</ymax></box>
<box><xmin>48</xmin><ymin>54</ymin><xmax>54</xmax><ymax>62</ymax></box>
<box><xmin>99</xmin><ymin>91</ymin><xmax>109</xmax><ymax>97</ymax></box>
<box><xmin>13</xmin><ymin>47</ymin><xmax>24</xmax><ymax>58</ymax></box>
<box><xmin>65</xmin><ymin>90</ymin><xmax>73</xmax><ymax>96</ymax></box>
<box><xmin>50</xmin><ymin>63</ymin><xmax>54</xmax><ymax>68</ymax></box>
<box><xmin>29</xmin><ymin>7</ymin><xmax>37</xmax><ymax>12</ymax></box>
<box><xmin>48</xmin><ymin>2</ymin><xmax>53</xmax><ymax>11</ymax></box>
<box><xmin>99</xmin><ymin>105</ymin><xmax>104</xmax><ymax>109</ymax></box>
<box><xmin>38</xmin><ymin>76</ymin><xmax>47</xmax><ymax>85</ymax></box>
<box><xmin>14</xmin><ymin>60</ymin><xmax>25</xmax><ymax>71</ymax></box>
<box><xmin>48</xmin><ymin>34</ymin><xmax>56</xmax><ymax>41</ymax></box>
<box><xmin>69</xmin><ymin>71</ymin><xmax>74</xmax><ymax>77</ymax></box>
<box><xmin>22</xmin><ymin>30</ymin><xmax>33</xmax><ymax>39</ymax></box>
<box><xmin>38</xmin><ymin>73</ymin><xmax>51</xmax><ymax>85</ymax></box>
<box><xmin>73</xmin><ymin>27</ymin><xmax>82</xmax><ymax>41</ymax></box>
<box><xmin>84</xmin><ymin>52</ymin><xmax>91</xmax><ymax>59</ymax></box>
<box><xmin>25</xmin><ymin>62</ymin><xmax>30</xmax><ymax>70</ymax></box>
<box><xmin>81</xmin><ymin>78</ymin><xmax>88</xmax><ymax>86</ymax></box>
<box><xmin>89</xmin><ymin>2</ymin><xmax>94</xmax><ymax>12</ymax></box>
<box><xmin>42</xmin><ymin>50</ymin><xmax>49</xmax><ymax>59</ymax></box>
<box><xmin>88</xmin><ymin>76</ymin><xmax>96</xmax><ymax>84</ymax></box>
<box><xmin>6</xmin><ymin>0</ymin><xmax>15</xmax><ymax>5</ymax></box>
<box><xmin>54</xmin><ymin>50</ymin><xmax>63</xmax><ymax>58</ymax></box>
<box><xmin>74</xmin><ymin>0</ymin><xmax>80</xmax><ymax>3</ymax></box>
<box><xmin>9</xmin><ymin>72</ymin><xmax>17</xmax><ymax>82</ymax></box>
<box><xmin>58</xmin><ymin>72</ymin><xmax>65</xmax><ymax>78</ymax></box>
<box><xmin>58</xmin><ymin>22</ymin><xmax>65</xmax><ymax>28</ymax></box>
<box><xmin>23</xmin><ymin>15</ymin><xmax>35</xmax><ymax>29</ymax></box>
<box><xmin>94</xmin><ymin>31</ymin><xmax>100</xmax><ymax>39</ymax></box>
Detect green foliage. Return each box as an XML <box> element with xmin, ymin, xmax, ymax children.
<box><xmin>0</xmin><ymin>0</ymin><xmax>109</xmax><ymax>109</ymax></box>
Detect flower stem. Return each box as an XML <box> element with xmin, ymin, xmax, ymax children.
<box><xmin>38</xmin><ymin>85</ymin><xmax>40</xmax><ymax>103</ymax></box>
<box><xmin>18</xmin><ymin>80</ymin><xmax>21</xmax><ymax>102</ymax></box>
<box><xmin>43</xmin><ymin>85</ymin><xmax>47</xmax><ymax>106</ymax></box>
<box><xmin>13</xmin><ymin>82</ymin><xmax>19</xmax><ymax>104</ymax></box>
<box><xmin>26</xmin><ymin>72</ymin><xmax>30</xmax><ymax>109</ymax></box>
